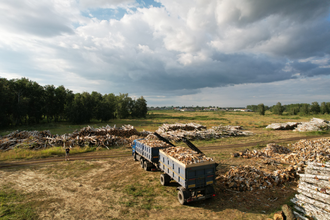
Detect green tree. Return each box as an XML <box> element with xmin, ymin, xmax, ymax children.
<box><xmin>116</xmin><ymin>93</ymin><xmax>133</xmax><ymax>119</ymax></box>
<box><xmin>54</xmin><ymin>85</ymin><xmax>68</xmax><ymax>122</ymax></box>
<box><xmin>258</xmin><ymin>103</ymin><xmax>265</xmax><ymax>115</ymax></box>
<box><xmin>44</xmin><ymin>85</ymin><xmax>57</xmax><ymax>122</ymax></box>
<box><xmin>310</xmin><ymin>102</ymin><xmax>320</xmax><ymax>114</ymax></box>
<box><xmin>273</xmin><ymin>102</ymin><xmax>284</xmax><ymax>115</ymax></box>
<box><xmin>66</xmin><ymin>92</ymin><xmax>93</xmax><ymax>124</ymax></box>
<box><xmin>27</xmin><ymin>81</ymin><xmax>45</xmax><ymax>124</ymax></box>
<box><xmin>131</xmin><ymin>96</ymin><xmax>148</xmax><ymax>118</ymax></box>
<box><xmin>320</xmin><ymin>102</ymin><xmax>329</xmax><ymax>114</ymax></box>
<box><xmin>9</xmin><ymin>78</ymin><xmax>32</xmax><ymax>125</ymax></box>
<box><xmin>0</xmin><ymin>78</ymin><xmax>14</xmax><ymax>127</ymax></box>
<box><xmin>300</xmin><ymin>104</ymin><xmax>310</xmax><ymax>115</ymax></box>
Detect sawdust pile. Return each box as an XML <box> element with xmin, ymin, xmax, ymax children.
<box><xmin>161</xmin><ymin>147</ymin><xmax>214</xmax><ymax>165</ymax></box>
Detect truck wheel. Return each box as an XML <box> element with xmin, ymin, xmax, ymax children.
<box><xmin>144</xmin><ymin>161</ymin><xmax>151</xmax><ymax>171</ymax></box>
<box><xmin>133</xmin><ymin>153</ymin><xmax>138</xmax><ymax>161</ymax></box>
<box><xmin>140</xmin><ymin>158</ymin><xmax>144</xmax><ymax>168</ymax></box>
<box><xmin>177</xmin><ymin>189</ymin><xmax>190</xmax><ymax>205</ymax></box>
<box><xmin>160</xmin><ymin>174</ymin><xmax>170</xmax><ymax>186</ymax></box>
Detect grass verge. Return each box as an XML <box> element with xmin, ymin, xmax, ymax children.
<box><xmin>0</xmin><ymin>185</ymin><xmax>38</xmax><ymax>220</ymax></box>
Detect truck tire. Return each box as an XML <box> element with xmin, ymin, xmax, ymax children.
<box><xmin>160</xmin><ymin>174</ymin><xmax>170</xmax><ymax>186</ymax></box>
<box><xmin>177</xmin><ymin>188</ymin><xmax>190</xmax><ymax>205</ymax></box>
<box><xmin>140</xmin><ymin>158</ymin><xmax>144</xmax><ymax>168</ymax></box>
<box><xmin>144</xmin><ymin>161</ymin><xmax>151</xmax><ymax>171</ymax></box>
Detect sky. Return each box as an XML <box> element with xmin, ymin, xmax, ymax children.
<box><xmin>0</xmin><ymin>0</ymin><xmax>330</xmax><ymax>107</ymax></box>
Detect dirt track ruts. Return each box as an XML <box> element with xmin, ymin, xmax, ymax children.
<box><xmin>1</xmin><ymin>134</ymin><xmax>329</xmax><ymax>168</ymax></box>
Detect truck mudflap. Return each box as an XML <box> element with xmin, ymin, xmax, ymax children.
<box><xmin>187</xmin><ymin>193</ymin><xmax>216</xmax><ymax>203</ymax></box>
<box><xmin>177</xmin><ymin>185</ymin><xmax>216</xmax><ymax>204</ymax></box>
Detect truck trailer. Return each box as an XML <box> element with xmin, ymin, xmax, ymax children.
<box><xmin>131</xmin><ymin>133</ymin><xmax>217</xmax><ymax>204</ymax></box>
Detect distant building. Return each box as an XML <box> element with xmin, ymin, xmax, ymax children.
<box><xmin>180</xmin><ymin>108</ymin><xmax>195</xmax><ymax>112</ymax></box>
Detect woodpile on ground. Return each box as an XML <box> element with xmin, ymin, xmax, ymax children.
<box><xmin>231</xmin><ymin>143</ymin><xmax>291</xmax><ymax>159</ymax></box>
<box><xmin>217</xmin><ymin>165</ymin><xmax>297</xmax><ymax>191</ymax></box>
<box><xmin>161</xmin><ymin>147</ymin><xmax>214</xmax><ymax>165</ymax></box>
<box><xmin>291</xmin><ymin>162</ymin><xmax>330</xmax><ymax>220</ymax></box>
<box><xmin>266</xmin><ymin>122</ymin><xmax>300</xmax><ymax>130</ymax></box>
<box><xmin>155</xmin><ymin>123</ymin><xmax>253</xmax><ymax>141</ymax></box>
<box><xmin>233</xmin><ymin>139</ymin><xmax>330</xmax><ymax>166</ymax></box>
<box><xmin>266</xmin><ymin>118</ymin><xmax>329</xmax><ymax>132</ymax></box>
<box><xmin>0</xmin><ymin>125</ymin><xmax>141</xmax><ymax>151</ymax></box>
<box><xmin>156</xmin><ymin>123</ymin><xmax>206</xmax><ymax>132</ymax></box>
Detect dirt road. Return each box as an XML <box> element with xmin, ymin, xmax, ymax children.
<box><xmin>1</xmin><ymin>134</ymin><xmax>328</xmax><ymax>168</ymax></box>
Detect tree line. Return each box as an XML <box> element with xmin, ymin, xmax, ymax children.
<box><xmin>0</xmin><ymin>77</ymin><xmax>148</xmax><ymax>127</ymax></box>
<box><xmin>247</xmin><ymin>102</ymin><xmax>330</xmax><ymax>116</ymax></box>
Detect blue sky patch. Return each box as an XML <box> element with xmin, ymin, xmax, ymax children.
<box><xmin>80</xmin><ymin>0</ymin><xmax>162</xmax><ymax>21</ymax></box>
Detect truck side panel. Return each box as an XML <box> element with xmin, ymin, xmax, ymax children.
<box><xmin>159</xmin><ymin>151</ymin><xmax>216</xmax><ymax>189</ymax></box>
<box><xmin>135</xmin><ymin>140</ymin><xmax>165</xmax><ymax>163</ymax></box>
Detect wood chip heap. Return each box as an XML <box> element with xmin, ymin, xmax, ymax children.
<box><xmin>161</xmin><ymin>146</ymin><xmax>214</xmax><ymax>165</ymax></box>
<box><xmin>0</xmin><ymin>124</ymin><xmax>141</xmax><ymax>151</ymax></box>
<box><xmin>138</xmin><ymin>140</ymin><xmax>172</xmax><ymax>148</ymax></box>
<box><xmin>291</xmin><ymin>162</ymin><xmax>330</xmax><ymax>220</ymax></box>
<box><xmin>218</xmin><ymin>165</ymin><xmax>297</xmax><ymax>191</ymax></box>
<box><xmin>155</xmin><ymin>123</ymin><xmax>253</xmax><ymax>141</ymax></box>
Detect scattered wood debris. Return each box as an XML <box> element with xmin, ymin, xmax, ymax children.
<box><xmin>161</xmin><ymin>147</ymin><xmax>214</xmax><ymax>165</ymax></box>
<box><xmin>291</xmin><ymin>162</ymin><xmax>330</xmax><ymax>220</ymax></box>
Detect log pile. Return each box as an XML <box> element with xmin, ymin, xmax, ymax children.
<box><xmin>0</xmin><ymin>125</ymin><xmax>141</xmax><ymax>151</ymax></box>
<box><xmin>266</xmin><ymin>122</ymin><xmax>300</xmax><ymax>130</ymax></box>
<box><xmin>282</xmin><ymin>139</ymin><xmax>330</xmax><ymax>165</ymax></box>
<box><xmin>156</xmin><ymin>123</ymin><xmax>206</xmax><ymax>133</ymax></box>
<box><xmin>232</xmin><ymin>143</ymin><xmax>291</xmax><ymax>159</ymax></box>
<box><xmin>161</xmin><ymin>147</ymin><xmax>214</xmax><ymax>165</ymax></box>
<box><xmin>217</xmin><ymin>165</ymin><xmax>297</xmax><ymax>191</ymax></box>
<box><xmin>155</xmin><ymin>123</ymin><xmax>253</xmax><ymax>141</ymax></box>
<box><xmin>294</xmin><ymin>118</ymin><xmax>330</xmax><ymax>132</ymax></box>
<box><xmin>138</xmin><ymin>140</ymin><xmax>172</xmax><ymax>148</ymax></box>
<box><xmin>233</xmin><ymin>139</ymin><xmax>330</xmax><ymax>166</ymax></box>
<box><xmin>266</xmin><ymin>118</ymin><xmax>329</xmax><ymax>132</ymax></box>
<box><xmin>291</xmin><ymin>162</ymin><xmax>330</xmax><ymax>220</ymax></box>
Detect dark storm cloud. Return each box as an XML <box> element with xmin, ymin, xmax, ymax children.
<box><xmin>1</xmin><ymin>0</ymin><xmax>330</xmax><ymax>105</ymax></box>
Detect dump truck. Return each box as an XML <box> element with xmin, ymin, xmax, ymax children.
<box><xmin>131</xmin><ymin>133</ymin><xmax>217</xmax><ymax>204</ymax></box>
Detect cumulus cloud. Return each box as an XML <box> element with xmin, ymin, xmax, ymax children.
<box><xmin>1</xmin><ymin>0</ymin><xmax>330</xmax><ymax>106</ymax></box>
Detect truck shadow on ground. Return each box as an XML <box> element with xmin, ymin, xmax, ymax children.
<box><xmin>185</xmin><ymin>182</ymin><xmax>297</xmax><ymax>216</ymax></box>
